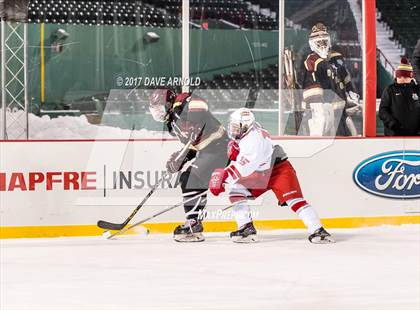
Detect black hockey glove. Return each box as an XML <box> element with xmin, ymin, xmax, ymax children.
<box><xmin>166</xmin><ymin>151</ymin><xmax>185</xmax><ymax>173</ymax></box>
<box><xmin>166</xmin><ymin>149</ymin><xmax>197</xmax><ymax>173</ymax></box>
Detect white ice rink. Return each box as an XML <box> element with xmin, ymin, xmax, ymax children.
<box><xmin>1</xmin><ymin>225</ymin><xmax>419</xmax><ymax>310</ymax></box>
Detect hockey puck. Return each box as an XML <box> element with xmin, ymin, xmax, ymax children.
<box><xmin>102</xmin><ymin>230</ymin><xmax>112</xmax><ymax>239</ymax></box>
<box><xmin>132</xmin><ymin>225</ymin><xmax>150</xmax><ymax>236</ymax></box>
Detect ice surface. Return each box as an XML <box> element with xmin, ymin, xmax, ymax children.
<box><xmin>1</xmin><ymin>225</ymin><xmax>419</xmax><ymax>310</ymax></box>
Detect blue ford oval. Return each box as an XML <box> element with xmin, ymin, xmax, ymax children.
<box><xmin>353</xmin><ymin>151</ymin><xmax>420</xmax><ymax>199</ymax></box>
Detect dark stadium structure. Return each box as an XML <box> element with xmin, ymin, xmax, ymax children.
<box><xmin>376</xmin><ymin>0</ymin><xmax>419</xmax><ymax>56</ymax></box>
<box><xmin>27</xmin><ymin>0</ymin><xmax>277</xmax><ymax>29</ymax></box>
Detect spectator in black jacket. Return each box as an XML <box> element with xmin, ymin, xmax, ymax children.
<box><xmin>379</xmin><ymin>57</ymin><xmax>420</xmax><ymax>136</ymax></box>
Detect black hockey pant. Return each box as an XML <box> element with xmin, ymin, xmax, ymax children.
<box><xmin>179</xmin><ymin>139</ymin><xmax>228</xmax><ymax>220</ymax></box>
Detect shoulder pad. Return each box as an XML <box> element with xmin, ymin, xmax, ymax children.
<box><xmin>304</xmin><ymin>53</ymin><xmax>323</xmax><ymax>72</ymax></box>
<box><xmin>329</xmin><ymin>51</ymin><xmax>343</xmax><ymax>59</ymax></box>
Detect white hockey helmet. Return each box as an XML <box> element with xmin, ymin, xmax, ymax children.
<box><xmin>309</xmin><ymin>23</ymin><xmax>331</xmax><ymax>59</ymax></box>
<box><xmin>228</xmin><ymin>108</ymin><xmax>255</xmax><ymax>139</ymax></box>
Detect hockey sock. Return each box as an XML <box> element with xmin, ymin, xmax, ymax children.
<box><xmin>182</xmin><ymin>190</ymin><xmax>207</xmax><ymax>220</ymax></box>
<box><xmin>233</xmin><ymin>201</ymin><xmax>253</xmax><ymax>228</ymax></box>
<box><xmin>295</xmin><ymin>205</ymin><xmax>322</xmax><ymax>234</ymax></box>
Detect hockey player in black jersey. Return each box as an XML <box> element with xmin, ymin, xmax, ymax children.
<box><xmin>302</xmin><ymin>23</ymin><xmax>362</xmax><ymax>136</ymax></box>
<box><xmin>149</xmin><ymin>88</ymin><xmax>229</xmax><ymax>242</ymax></box>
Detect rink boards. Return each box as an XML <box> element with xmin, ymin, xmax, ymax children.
<box><xmin>0</xmin><ymin>137</ymin><xmax>419</xmax><ymax>238</ymax></box>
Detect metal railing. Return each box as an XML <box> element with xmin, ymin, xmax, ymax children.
<box><xmin>376</xmin><ymin>47</ymin><xmax>395</xmax><ymax>77</ymax></box>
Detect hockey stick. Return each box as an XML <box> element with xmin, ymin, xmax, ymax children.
<box><xmin>222</xmin><ymin>204</ymin><xmax>234</xmax><ymax>211</ymax></box>
<box><xmin>97</xmin><ymin>141</ymin><xmax>192</xmax><ymax>231</ymax></box>
<box><xmin>105</xmin><ymin>190</ymin><xmax>209</xmax><ymax>239</ymax></box>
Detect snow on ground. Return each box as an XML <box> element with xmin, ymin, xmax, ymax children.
<box><xmin>3</xmin><ymin>109</ymin><xmax>169</xmax><ymax>140</ymax></box>
<box><xmin>1</xmin><ymin>225</ymin><xmax>419</xmax><ymax>310</ymax></box>
<box><xmin>27</xmin><ymin>114</ymin><xmax>168</xmax><ymax>140</ymax></box>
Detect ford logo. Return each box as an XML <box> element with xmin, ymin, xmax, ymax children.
<box><xmin>353</xmin><ymin>151</ymin><xmax>420</xmax><ymax>199</ymax></box>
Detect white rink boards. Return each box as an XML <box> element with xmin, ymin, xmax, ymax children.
<box><xmin>0</xmin><ymin>137</ymin><xmax>419</xmax><ymax>238</ymax></box>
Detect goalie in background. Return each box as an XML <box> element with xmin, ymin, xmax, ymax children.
<box><xmin>149</xmin><ymin>88</ymin><xmax>229</xmax><ymax>242</ymax></box>
<box><xmin>302</xmin><ymin>22</ymin><xmax>362</xmax><ymax>136</ymax></box>
<box><xmin>208</xmin><ymin>108</ymin><xmax>334</xmax><ymax>244</ymax></box>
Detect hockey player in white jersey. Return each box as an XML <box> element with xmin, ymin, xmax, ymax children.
<box><xmin>208</xmin><ymin>108</ymin><xmax>334</xmax><ymax>243</ymax></box>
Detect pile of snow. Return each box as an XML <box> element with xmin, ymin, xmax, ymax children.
<box><xmin>28</xmin><ymin>114</ymin><xmax>169</xmax><ymax>140</ymax></box>
<box><xmin>1</xmin><ymin>109</ymin><xmax>170</xmax><ymax>140</ymax></box>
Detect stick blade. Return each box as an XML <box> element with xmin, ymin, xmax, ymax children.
<box><xmin>102</xmin><ymin>230</ymin><xmax>113</xmax><ymax>239</ymax></box>
<box><xmin>97</xmin><ymin>220</ymin><xmax>125</xmax><ymax>231</ymax></box>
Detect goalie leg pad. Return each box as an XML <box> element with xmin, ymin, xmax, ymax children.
<box><xmin>308</xmin><ymin>102</ymin><xmax>336</xmax><ymax>136</ymax></box>
<box><xmin>345</xmin><ymin>116</ymin><xmax>358</xmax><ymax>136</ymax></box>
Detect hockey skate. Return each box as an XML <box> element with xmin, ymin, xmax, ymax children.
<box><xmin>173</xmin><ymin>219</ymin><xmax>205</xmax><ymax>242</ymax></box>
<box><xmin>308</xmin><ymin>227</ymin><xmax>335</xmax><ymax>244</ymax></box>
<box><xmin>230</xmin><ymin>222</ymin><xmax>258</xmax><ymax>243</ymax></box>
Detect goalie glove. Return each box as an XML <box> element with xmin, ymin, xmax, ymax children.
<box><xmin>346</xmin><ymin>91</ymin><xmax>360</xmax><ymax>105</ymax></box>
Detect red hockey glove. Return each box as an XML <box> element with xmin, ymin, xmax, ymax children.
<box><xmin>209</xmin><ymin>168</ymin><xmax>228</xmax><ymax>196</ymax></box>
<box><xmin>227</xmin><ymin>140</ymin><xmax>240</xmax><ymax>161</ymax></box>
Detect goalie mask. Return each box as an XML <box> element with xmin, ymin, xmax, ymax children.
<box><xmin>228</xmin><ymin>108</ymin><xmax>255</xmax><ymax>139</ymax></box>
<box><xmin>148</xmin><ymin>88</ymin><xmax>176</xmax><ymax>122</ymax></box>
<box><xmin>309</xmin><ymin>23</ymin><xmax>331</xmax><ymax>59</ymax></box>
